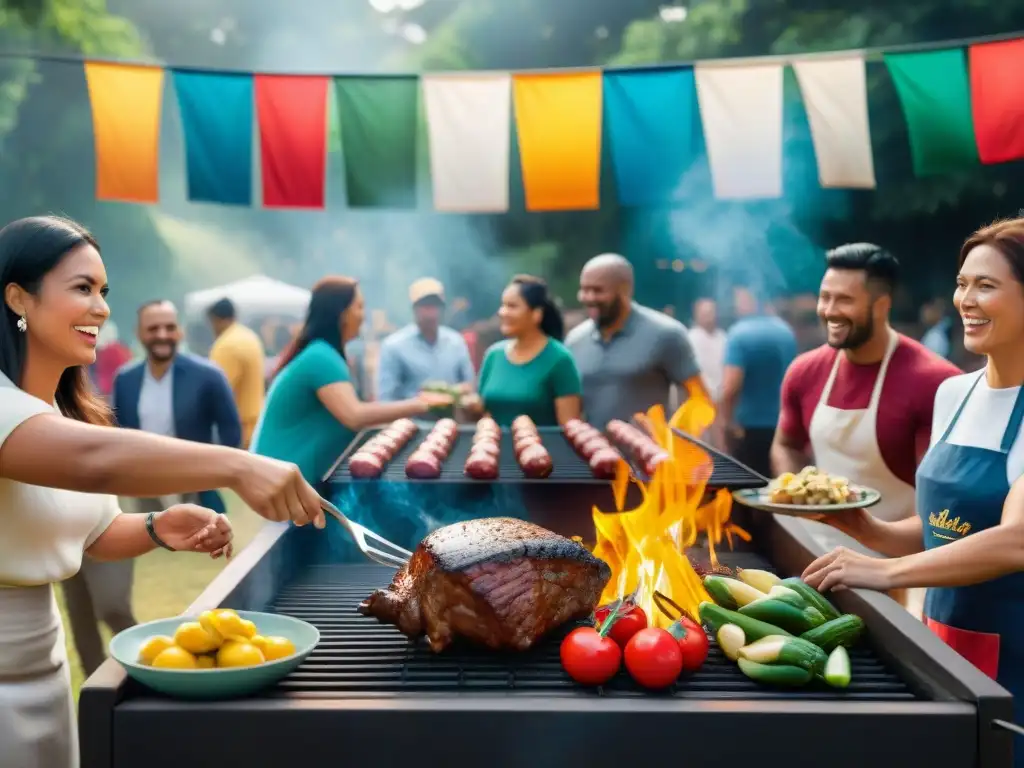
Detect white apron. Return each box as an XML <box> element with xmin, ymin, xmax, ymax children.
<box><xmin>0</xmin><ymin>584</ymin><xmax>78</xmax><ymax>768</ymax></box>
<box><xmin>802</xmin><ymin>331</ymin><xmax>924</xmax><ymax>615</ymax></box>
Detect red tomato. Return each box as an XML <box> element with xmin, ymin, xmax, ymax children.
<box><xmin>624</xmin><ymin>627</ymin><xmax>683</xmax><ymax>689</ymax></box>
<box><xmin>668</xmin><ymin>616</ymin><xmax>709</xmax><ymax>672</ymax></box>
<box><xmin>560</xmin><ymin>627</ymin><xmax>622</xmax><ymax>686</ymax></box>
<box><xmin>594</xmin><ymin>603</ymin><xmax>648</xmax><ymax>647</ymax></box>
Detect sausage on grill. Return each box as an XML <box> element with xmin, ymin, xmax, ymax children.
<box><xmin>406</xmin><ymin>450</ymin><xmax>442</xmax><ymax>479</ymax></box>
<box><xmin>465</xmin><ymin>450</ymin><xmax>499</xmax><ymax>480</ymax></box>
<box><xmin>589</xmin><ymin>447</ymin><xmax>621</xmax><ymax>479</ymax></box>
<box><xmin>349</xmin><ymin>453</ymin><xmax>384</xmax><ymax>478</ymax></box>
<box><xmin>518</xmin><ymin>442</ymin><xmax>552</xmax><ymax>478</ymax></box>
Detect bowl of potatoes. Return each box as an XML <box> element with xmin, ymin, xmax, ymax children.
<box><xmin>109</xmin><ymin>608</ymin><xmax>319</xmax><ymax>700</ymax></box>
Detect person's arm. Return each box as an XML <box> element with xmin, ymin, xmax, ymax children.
<box><xmin>888</xmin><ymin>476</ymin><xmax>1024</xmax><ymax>588</ymax></box>
<box><xmin>302</xmin><ymin>342</ymin><xmax>429</xmax><ymax>429</ymax></box>
<box><xmin>770</xmin><ymin>362</ymin><xmax>811</xmax><ymax>475</ymax></box>
<box><xmin>550</xmin><ymin>347</ymin><xmax>583</xmax><ymax>426</ymax></box>
<box><xmin>87</xmin><ymin>498</ymin><xmax>232</xmax><ymax>561</ymax></box>
<box><xmin>454</xmin><ymin>337</ymin><xmax>476</xmax><ymax>388</ymax></box>
<box><xmin>828</xmin><ymin>510</ymin><xmax>926</xmax><ymax>558</ymax></box>
<box><xmin>319</xmin><ymin>381</ymin><xmax>428</xmax><ymax>430</ymax></box>
<box><xmin>374</xmin><ymin>341</ymin><xmax>402</xmax><ymax>402</ymax></box>
<box><xmin>209</xmin><ymin>367</ymin><xmax>243</xmax><ymax>448</ymax></box>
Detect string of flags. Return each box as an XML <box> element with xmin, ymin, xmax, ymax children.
<box><xmin>78</xmin><ymin>33</ymin><xmax>1024</xmax><ymax>211</ymax></box>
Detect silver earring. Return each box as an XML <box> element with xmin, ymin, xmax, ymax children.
<box><xmin>16</xmin><ymin>316</ymin><xmax>26</xmax><ymax>332</ymax></box>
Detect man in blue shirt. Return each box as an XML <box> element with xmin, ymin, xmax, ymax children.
<box><xmin>720</xmin><ymin>286</ymin><xmax>797</xmax><ymax>476</ymax></box>
<box><xmin>376</xmin><ymin>278</ymin><xmax>475</xmax><ymax>402</ymax></box>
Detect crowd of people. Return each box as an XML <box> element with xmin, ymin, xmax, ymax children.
<box><xmin>4</xmin><ymin>211</ymin><xmax>1024</xmax><ymax>767</ymax></box>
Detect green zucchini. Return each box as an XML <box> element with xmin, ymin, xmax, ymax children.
<box><xmin>737</xmin><ymin>657</ymin><xmax>813</xmax><ymax>687</ymax></box>
<box><xmin>703</xmin><ymin>575</ymin><xmax>766</xmax><ymax>610</ymax></box>
<box><xmin>699</xmin><ymin>601</ymin><xmax>793</xmax><ymax>643</ymax></box>
<box><xmin>738</xmin><ymin>599</ymin><xmax>827</xmax><ymax>634</ymax></box>
<box><xmin>738</xmin><ymin>635</ymin><xmax>828</xmax><ymax>674</ymax></box>
<box><xmin>800</xmin><ymin>614</ymin><xmax>865</xmax><ymax>653</ymax></box>
<box><xmin>780</xmin><ymin>577</ymin><xmax>842</xmax><ymax>621</ymax></box>
<box><xmin>823</xmin><ymin>645</ymin><xmax>851</xmax><ymax>688</ymax></box>
<box><xmin>765</xmin><ymin>585</ymin><xmax>809</xmax><ymax>609</ymax></box>
<box><xmin>717</xmin><ymin>623</ymin><xmax>746</xmax><ymax>661</ymax></box>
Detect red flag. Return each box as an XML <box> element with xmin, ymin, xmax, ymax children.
<box><xmin>969</xmin><ymin>40</ymin><xmax>1024</xmax><ymax>165</ymax></box>
<box><xmin>255</xmin><ymin>75</ymin><xmax>329</xmax><ymax>208</ymax></box>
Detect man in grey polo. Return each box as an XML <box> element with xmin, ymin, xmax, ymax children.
<box><xmin>376</xmin><ymin>278</ymin><xmax>475</xmax><ymax>402</ymax></box>
<box><xmin>566</xmin><ymin>254</ymin><xmax>707</xmax><ymax>429</ymax></box>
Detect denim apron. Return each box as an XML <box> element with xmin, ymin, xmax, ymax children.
<box><xmin>916</xmin><ymin>372</ymin><xmax>1024</xmax><ymax>765</ymax></box>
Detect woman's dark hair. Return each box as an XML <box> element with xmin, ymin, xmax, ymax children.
<box><xmin>274</xmin><ymin>276</ymin><xmax>358</xmax><ymax>377</ymax></box>
<box><xmin>959</xmin><ymin>218</ymin><xmax>1024</xmax><ymax>285</ymax></box>
<box><xmin>0</xmin><ymin>215</ymin><xmax>112</xmax><ymax>426</ymax></box>
<box><xmin>511</xmin><ymin>274</ymin><xmax>564</xmax><ymax>341</ymax></box>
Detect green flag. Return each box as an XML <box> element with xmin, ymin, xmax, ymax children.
<box><xmin>884</xmin><ymin>49</ymin><xmax>978</xmax><ymax>176</ymax></box>
<box><xmin>335</xmin><ymin>76</ymin><xmax>419</xmax><ymax>208</ymax></box>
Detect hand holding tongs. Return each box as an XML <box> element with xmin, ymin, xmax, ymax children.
<box><xmin>320</xmin><ymin>499</ymin><xmax>412</xmax><ymax>569</ymax></box>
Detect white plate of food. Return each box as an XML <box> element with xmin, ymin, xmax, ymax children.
<box><xmin>732</xmin><ymin>466</ymin><xmax>881</xmax><ymax>516</ymax></box>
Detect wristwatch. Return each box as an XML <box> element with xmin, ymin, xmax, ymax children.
<box><xmin>146</xmin><ymin>511</ymin><xmax>175</xmax><ymax>551</ymax></box>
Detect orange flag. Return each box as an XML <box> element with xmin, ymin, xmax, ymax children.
<box><xmin>512</xmin><ymin>72</ymin><xmax>602</xmax><ymax>211</ymax></box>
<box><xmin>84</xmin><ymin>62</ymin><xmax>164</xmax><ymax>203</ymax></box>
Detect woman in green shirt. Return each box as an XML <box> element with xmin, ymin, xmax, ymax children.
<box><xmin>474</xmin><ymin>275</ymin><xmax>582</xmax><ymax>427</ymax></box>
<box><xmin>251</xmin><ymin>277</ymin><xmax>449</xmax><ymax>485</ymax></box>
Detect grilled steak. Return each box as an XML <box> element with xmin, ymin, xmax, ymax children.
<box><xmin>358</xmin><ymin>518</ymin><xmax>612</xmax><ymax>652</ymax></box>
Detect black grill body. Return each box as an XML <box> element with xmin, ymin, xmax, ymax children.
<box><xmin>79</xmin><ymin>512</ymin><xmax>1014</xmax><ymax>768</ymax></box>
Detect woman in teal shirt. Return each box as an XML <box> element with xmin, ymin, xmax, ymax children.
<box><xmin>251</xmin><ymin>277</ymin><xmax>448</xmax><ymax>485</ymax></box>
<box><xmin>474</xmin><ymin>275</ymin><xmax>582</xmax><ymax>426</ymax></box>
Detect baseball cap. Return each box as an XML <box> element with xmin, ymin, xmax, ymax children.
<box><xmin>409</xmin><ymin>278</ymin><xmax>445</xmax><ymax>305</ymax></box>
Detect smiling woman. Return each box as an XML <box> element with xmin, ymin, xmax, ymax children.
<box><xmin>800</xmin><ymin>219</ymin><xmax>1024</xmax><ymax>764</ymax></box>
<box><xmin>0</xmin><ymin>215</ymin><xmax>330</xmax><ymax>768</ymax></box>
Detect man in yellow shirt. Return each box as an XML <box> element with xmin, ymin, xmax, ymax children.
<box><xmin>207</xmin><ymin>298</ymin><xmax>266</xmax><ymax>448</ymax></box>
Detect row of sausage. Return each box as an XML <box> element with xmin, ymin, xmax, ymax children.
<box><xmin>345</xmin><ymin>416</ymin><xmax>671</xmax><ymax>480</ymax></box>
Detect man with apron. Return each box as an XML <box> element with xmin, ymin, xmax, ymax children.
<box><xmin>771</xmin><ymin>244</ymin><xmax>960</xmax><ymax>609</ymax></box>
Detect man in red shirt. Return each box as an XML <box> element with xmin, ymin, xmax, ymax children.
<box><xmin>770</xmin><ymin>243</ymin><xmax>961</xmax><ymax>607</ymax></box>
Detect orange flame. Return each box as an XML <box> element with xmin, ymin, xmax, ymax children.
<box><xmin>592</xmin><ymin>390</ymin><xmax>750</xmax><ymax>628</ymax></box>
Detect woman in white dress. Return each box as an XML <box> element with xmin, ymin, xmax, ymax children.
<box><xmin>0</xmin><ymin>216</ymin><xmax>326</xmax><ymax>768</ymax></box>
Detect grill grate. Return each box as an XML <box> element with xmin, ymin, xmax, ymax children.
<box><xmin>328</xmin><ymin>426</ymin><xmax>766</xmax><ymax>489</ymax></box>
<box><xmin>266</xmin><ymin>562</ymin><xmax>916</xmax><ymax>701</ymax></box>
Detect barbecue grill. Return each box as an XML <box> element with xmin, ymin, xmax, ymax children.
<box><xmin>80</xmin><ymin>511</ymin><xmax>1015</xmax><ymax>768</ymax></box>
<box><xmin>322</xmin><ymin>424</ymin><xmax>767</xmax><ymax>551</ymax></box>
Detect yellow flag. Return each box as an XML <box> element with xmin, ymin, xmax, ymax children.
<box><xmin>84</xmin><ymin>62</ymin><xmax>164</xmax><ymax>203</ymax></box>
<box><xmin>512</xmin><ymin>72</ymin><xmax>602</xmax><ymax>211</ymax></box>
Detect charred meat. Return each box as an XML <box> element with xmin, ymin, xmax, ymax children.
<box><xmin>358</xmin><ymin>518</ymin><xmax>612</xmax><ymax>652</ymax></box>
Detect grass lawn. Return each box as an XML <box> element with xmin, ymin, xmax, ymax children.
<box><xmin>58</xmin><ymin>493</ymin><xmax>267</xmax><ymax>701</ymax></box>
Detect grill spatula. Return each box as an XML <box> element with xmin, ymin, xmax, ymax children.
<box><xmin>320</xmin><ymin>499</ymin><xmax>412</xmax><ymax>568</ymax></box>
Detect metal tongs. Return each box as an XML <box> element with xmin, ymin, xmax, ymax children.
<box><xmin>320</xmin><ymin>498</ymin><xmax>412</xmax><ymax>569</ymax></box>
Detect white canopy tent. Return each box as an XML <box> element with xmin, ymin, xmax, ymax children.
<box><xmin>183</xmin><ymin>275</ymin><xmax>311</xmax><ymax>323</ymax></box>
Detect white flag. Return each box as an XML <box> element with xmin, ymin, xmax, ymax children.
<box><xmin>422</xmin><ymin>73</ymin><xmax>512</xmax><ymax>212</ymax></box>
<box><xmin>793</xmin><ymin>55</ymin><xmax>876</xmax><ymax>189</ymax></box>
<box><xmin>694</xmin><ymin>63</ymin><xmax>784</xmax><ymax>199</ymax></box>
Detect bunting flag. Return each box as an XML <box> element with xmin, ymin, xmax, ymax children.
<box><xmin>335</xmin><ymin>76</ymin><xmax>419</xmax><ymax>208</ymax></box>
<box><xmin>84</xmin><ymin>63</ymin><xmax>164</xmax><ymax>203</ymax></box>
<box><xmin>968</xmin><ymin>40</ymin><xmax>1024</xmax><ymax>165</ymax></box>
<box><xmin>603</xmin><ymin>68</ymin><xmax>699</xmax><ymax>206</ymax></box>
<box><xmin>254</xmin><ymin>75</ymin><xmax>329</xmax><ymax>208</ymax></box>
<box><xmin>422</xmin><ymin>73</ymin><xmax>511</xmax><ymax>212</ymax></box>
<box><xmin>792</xmin><ymin>56</ymin><xmax>876</xmax><ymax>189</ymax></box>
<box><xmin>694</xmin><ymin>63</ymin><xmax>783</xmax><ymax>199</ymax></box>
<box><xmin>512</xmin><ymin>72</ymin><xmax>602</xmax><ymax>211</ymax></box>
<box><xmin>884</xmin><ymin>50</ymin><xmax>978</xmax><ymax>176</ymax></box>
<box><xmin>172</xmin><ymin>71</ymin><xmax>253</xmax><ymax>206</ymax></box>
